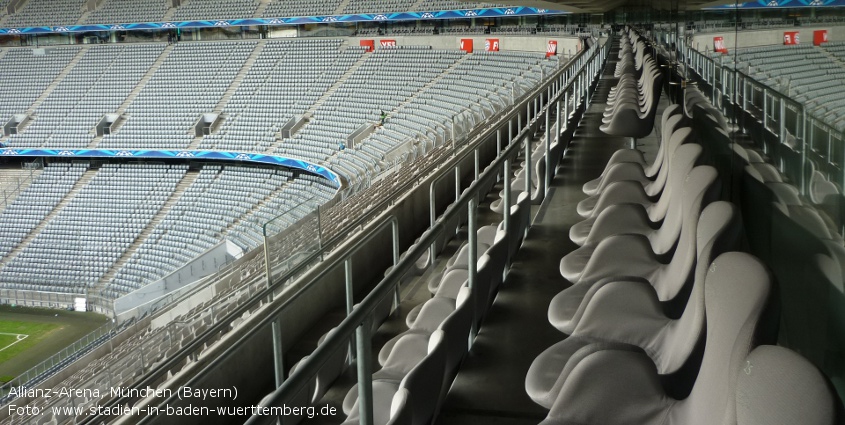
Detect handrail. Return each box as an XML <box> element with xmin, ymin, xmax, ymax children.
<box><xmin>76</xmin><ymin>41</ymin><xmax>606</xmax><ymax>425</ymax></box>
<box><xmin>243</xmin><ymin>40</ymin><xmax>607</xmax><ymax>425</ymax></box>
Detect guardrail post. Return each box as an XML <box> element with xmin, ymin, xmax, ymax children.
<box><xmin>467</xmin><ymin>195</ymin><xmax>478</xmax><ymax>342</ymax></box>
<box><xmin>564</xmin><ymin>89</ymin><xmax>569</xmax><ymax>131</ymax></box>
<box><xmin>345</xmin><ymin>259</ymin><xmax>356</xmax><ymax>363</ymax></box>
<box><xmin>355</xmin><ymin>315</ymin><xmax>374</xmax><ymax>425</ymax></box>
<box><xmin>503</xmin><ymin>156</ymin><xmax>512</xmax><ymax>265</ymax></box>
<box><xmin>524</xmin><ymin>135</ymin><xmax>532</xmax><ymax>199</ymax></box>
<box><xmin>391</xmin><ymin>219</ymin><xmax>401</xmax><ymax>313</ymax></box>
<box><xmin>763</xmin><ymin>88</ymin><xmax>768</xmax><ymax>133</ymax></box>
<box><xmin>272</xmin><ymin>316</ymin><xmax>285</xmax><ymax>387</ymax></box>
<box><xmin>474</xmin><ymin>148</ymin><xmax>480</xmax><ymax>181</ymax></box>
<box><xmin>779</xmin><ymin>98</ymin><xmax>786</xmax><ymax>143</ymax></box>
<box><xmin>801</xmin><ymin>108</ymin><xmax>808</xmax><ymax>196</ymax></box>
<box><xmin>429</xmin><ymin>180</ymin><xmax>437</xmax><ymax>266</ymax></box>
<box><xmin>546</xmin><ymin>101</ymin><xmax>554</xmax><ymax>196</ymax></box>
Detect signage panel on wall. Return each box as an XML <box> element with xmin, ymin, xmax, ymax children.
<box><xmin>360</xmin><ymin>39</ymin><xmax>375</xmax><ymax>52</ymax></box>
<box><xmin>814</xmin><ymin>30</ymin><xmax>829</xmax><ymax>46</ymax></box>
<box><xmin>380</xmin><ymin>39</ymin><xmax>397</xmax><ymax>47</ymax></box>
<box><xmin>784</xmin><ymin>31</ymin><xmax>800</xmax><ymax>45</ymax></box>
<box><xmin>546</xmin><ymin>40</ymin><xmax>558</xmax><ymax>57</ymax></box>
<box><xmin>460</xmin><ymin>38</ymin><xmax>473</xmax><ymax>53</ymax></box>
<box><xmin>485</xmin><ymin>38</ymin><xmax>500</xmax><ymax>51</ymax></box>
<box><xmin>714</xmin><ymin>36</ymin><xmax>728</xmax><ymax>53</ymax></box>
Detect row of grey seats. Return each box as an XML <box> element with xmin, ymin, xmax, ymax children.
<box><xmin>600</xmin><ymin>29</ymin><xmax>664</xmax><ymax>140</ymax></box>
<box><xmin>523</xmin><ymin>64</ymin><xmax>841</xmax><ymax>423</ymax></box>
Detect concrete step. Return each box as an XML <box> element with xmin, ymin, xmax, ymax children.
<box><xmin>0</xmin><ymin>167</ymin><xmax>98</xmax><ymax>269</ymax></box>
<box><xmin>26</xmin><ymin>46</ymin><xmax>91</xmax><ymax>117</ymax></box>
<box><xmin>90</xmin><ymin>169</ymin><xmax>201</xmax><ymax>296</ymax></box>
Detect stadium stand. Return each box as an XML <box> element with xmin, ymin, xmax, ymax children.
<box><xmin>708</xmin><ymin>43</ymin><xmax>845</xmax><ymax>131</ymax></box>
<box><xmin>83</xmin><ymin>0</ymin><xmax>169</xmax><ymax>25</ymax></box>
<box><xmin>262</xmin><ymin>0</ymin><xmax>344</xmax><ymax>18</ymax></box>
<box><xmin>0</xmin><ymin>1</ymin><xmax>843</xmax><ymax>422</ymax></box>
<box><xmin>3</xmin><ymin>0</ymin><xmax>86</xmax><ymax>27</ymax></box>
<box><xmin>170</xmin><ymin>0</ymin><xmax>259</xmax><ymax>21</ymax></box>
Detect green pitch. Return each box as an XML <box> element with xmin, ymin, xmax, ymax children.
<box><xmin>0</xmin><ymin>321</ymin><xmax>60</xmax><ymax>368</ymax></box>
<box><xmin>0</xmin><ymin>306</ymin><xmax>108</xmax><ymax>384</ymax></box>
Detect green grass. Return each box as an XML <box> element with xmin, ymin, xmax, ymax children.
<box><xmin>0</xmin><ymin>333</ymin><xmax>19</xmax><ymax>350</ymax></box>
<box><xmin>0</xmin><ymin>306</ymin><xmax>108</xmax><ymax>384</ymax></box>
<box><xmin>0</xmin><ymin>320</ymin><xmax>60</xmax><ymax>380</ymax></box>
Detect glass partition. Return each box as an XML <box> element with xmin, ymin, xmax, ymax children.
<box><xmin>679</xmin><ymin>7</ymin><xmax>845</xmax><ymax>401</ymax></box>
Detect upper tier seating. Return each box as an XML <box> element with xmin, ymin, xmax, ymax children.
<box><xmin>4</xmin><ymin>0</ymin><xmax>86</xmax><ymax>27</ymax></box>
<box><xmin>84</xmin><ymin>0</ymin><xmax>168</xmax><ymax>24</ymax></box>
<box><xmin>171</xmin><ymin>0</ymin><xmax>258</xmax><ymax>21</ymax></box>
<box><xmin>711</xmin><ymin>43</ymin><xmax>845</xmax><ymax>131</ymax></box>
<box><xmin>98</xmin><ymin>41</ymin><xmax>257</xmax><ymax>150</ymax></box>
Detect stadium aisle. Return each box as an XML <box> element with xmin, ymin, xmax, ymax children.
<box><xmin>435</xmin><ymin>41</ymin><xmax>667</xmax><ymax>424</ymax></box>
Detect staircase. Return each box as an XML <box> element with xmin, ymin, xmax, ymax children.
<box><xmin>408</xmin><ymin>0</ymin><xmax>427</xmax><ymax>12</ymax></box>
<box><xmin>77</xmin><ymin>8</ymin><xmax>93</xmax><ymax>25</ymax></box>
<box><xmin>25</xmin><ymin>46</ymin><xmax>90</xmax><ymax>118</ymax></box>
<box><xmin>254</xmin><ymin>0</ymin><xmax>271</xmax><ymax>17</ymax></box>
<box><xmin>264</xmin><ymin>51</ymin><xmax>371</xmax><ymax>154</ymax></box>
<box><xmin>394</xmin><ymin>54</ymin><xmax>469</xmax><ymax>114</ymax></box>
<box><xmin>88</xmin><ymin>44</ymin><xmax>175</xmax><ymax>148</ymax></box>
<box><xmin>90</xmin><ymin>170</ymin><xmax>200</xmax><ymax>295</ymax></box>
<box><xmin>333</xmin><ymin>0</ymin><xmax>353</xmax><ymax>15</ymax></box>
<box><xmin>186</xmin><ymin>41</ymin><xmax>266</xmax><ymax>150</ymax></box>
<box><xmin>817</xmin><ymin>46</ymin><xmax>845</xmax><ymax>70</ymax></box>
<box><xmin>221</xmin><ymin>180</ymin><xmax>294</xmax><ymax>243</ymax></box>
<box><xmin>161</xmin><ymin>1</ymin><xmax>181</xmax><ymax>21</ymax></box>
<box><xmin>0</xmin><ymin>168</ymin><xmax>97</xmax><ymax>269</ymax></box>
<box><xmin>306</xmin><ymin>52</ymin><xmax>369</xmax><ymax>116</ymax></box>
<box><xmin>0</xmin><ymin>168</ymin><xmax>42</xmax><ymax>210</ymax></box>
<box><xmin>321</xmin><ymin>54</ymin><xmax>469</xmax><ymax>165</ymax></box>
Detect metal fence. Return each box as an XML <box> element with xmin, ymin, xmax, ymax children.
<box><xmin>0</xmin><ymin>319</ymin><xmax>117</xmax><ymax>400</ymax></box>
<box><xmin>683</xmin><ymin>41</ymin><xmax>845</xmax><ymax>208</ymax></box>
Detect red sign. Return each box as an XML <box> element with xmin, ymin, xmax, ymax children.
<box><xmin>814</xmin><ymin>30</ymin><xmax>829</xmax><ymax>46</ymax></box>
<box><xmin>360</xmin><ymin>39</ymin><xmax>375</xmax><ymax>52</ymax></box>
<box><xmin>546</xmin><ymin>40</ymin><xmax>558</xmax><ymax>58</ymax></box>
<box><xmin>714</xmin><ymin>36</ymin><xmax>728</xmax><ymax>54</ymax></box>
<box><xmin>485</xmin><ymin>38</ymin><xmax>500</xmax><ymax>51</ymax></box>
<box><xmin>380</xmin><ymin>39</ymin><xmax>397</xmax><ymax>48</ymax></box>
<box><xmin>784</xmin><ymin>31</ymin><xmax>800</xmax><ymax>45</ymax></box>
<box><xmin>460</xmin><ymin>38</ymin><xmax>473</xmax><ymax>53</ymax></box>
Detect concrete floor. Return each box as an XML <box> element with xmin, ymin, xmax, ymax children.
<box><xmin>435</xmin><ymin>41</ymin><xmax>667</xmax><ymax>425</ymax></box>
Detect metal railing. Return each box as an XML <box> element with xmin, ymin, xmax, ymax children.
<box><xmin>683</xmin><ymin>41</ymin><xmax>845</xmax><ymax>199</ymax></box>
<box><xmin>9</xmin><ymin>42</ymin><xmax>605</xmax><ymax>425</ymax></box>
<box><xmin>0</xmin><ymin>319</ymin><xmax>118</xmax><ymax>399</ymax></box>
<box><xmin>238</xmin><ymin>39</ymin><xmax>608</xmax><ymax>425</ymax></box>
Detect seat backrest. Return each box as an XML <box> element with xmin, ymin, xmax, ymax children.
<box><xmin>485</xmin><ymin>228</ymin><xmax>509</xmax><ymax>295</ymax></box>
<box><xmin>736</xmin><ymin>345</ymin><xmax>839</xmax><ymax>425</ymax></box>
<box><xmin>664</xmin><ymin>201</ymin><xmax>741</xmax><ymax>372</ymax></box>
<box><xmin>314</xmin><ymin>327</ymin><xmax>348</xmax><ymax>403</ymax></box>
<box><xmin>649</xmin><ymin>138</ymin><xmax>702</xmax><ymax>246</ymax></box>
<box><xmin>438</xmin><ymin>285</ymin><xmax>473</xmax><ymax>375</ymax></box>
<box><xmin>671</xmin><ymin>252</ymin><xmax>772</xmax><ymax>425</ymax></box>
<box><xmin>647</xmin><ymin>113</ymin><xmax>686</xmax><ymax>184</ymax></box>
<box><xmin>387</xmin><ymin>388</ymin><xmax>413</xmax><ymax>425</ymax></box>
<box><xmin>653</xmin><ymin>165</ymin><xmax>720</xmax><ymax>300</ymax></box>
<box><xmin>400</xmin><ymin>330</ymin><xmax>447</xmax><ymax>425</ymax></box>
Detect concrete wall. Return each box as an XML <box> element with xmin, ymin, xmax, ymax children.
<box><xmin>692</xmin><ymin>24</ymin><xmax>845</xmax><ymax>51</ymax></box>
<box><xmin>347</xmin><ymin>34</ymin><xmax>581</xmax><ymax>56</ymax></box>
